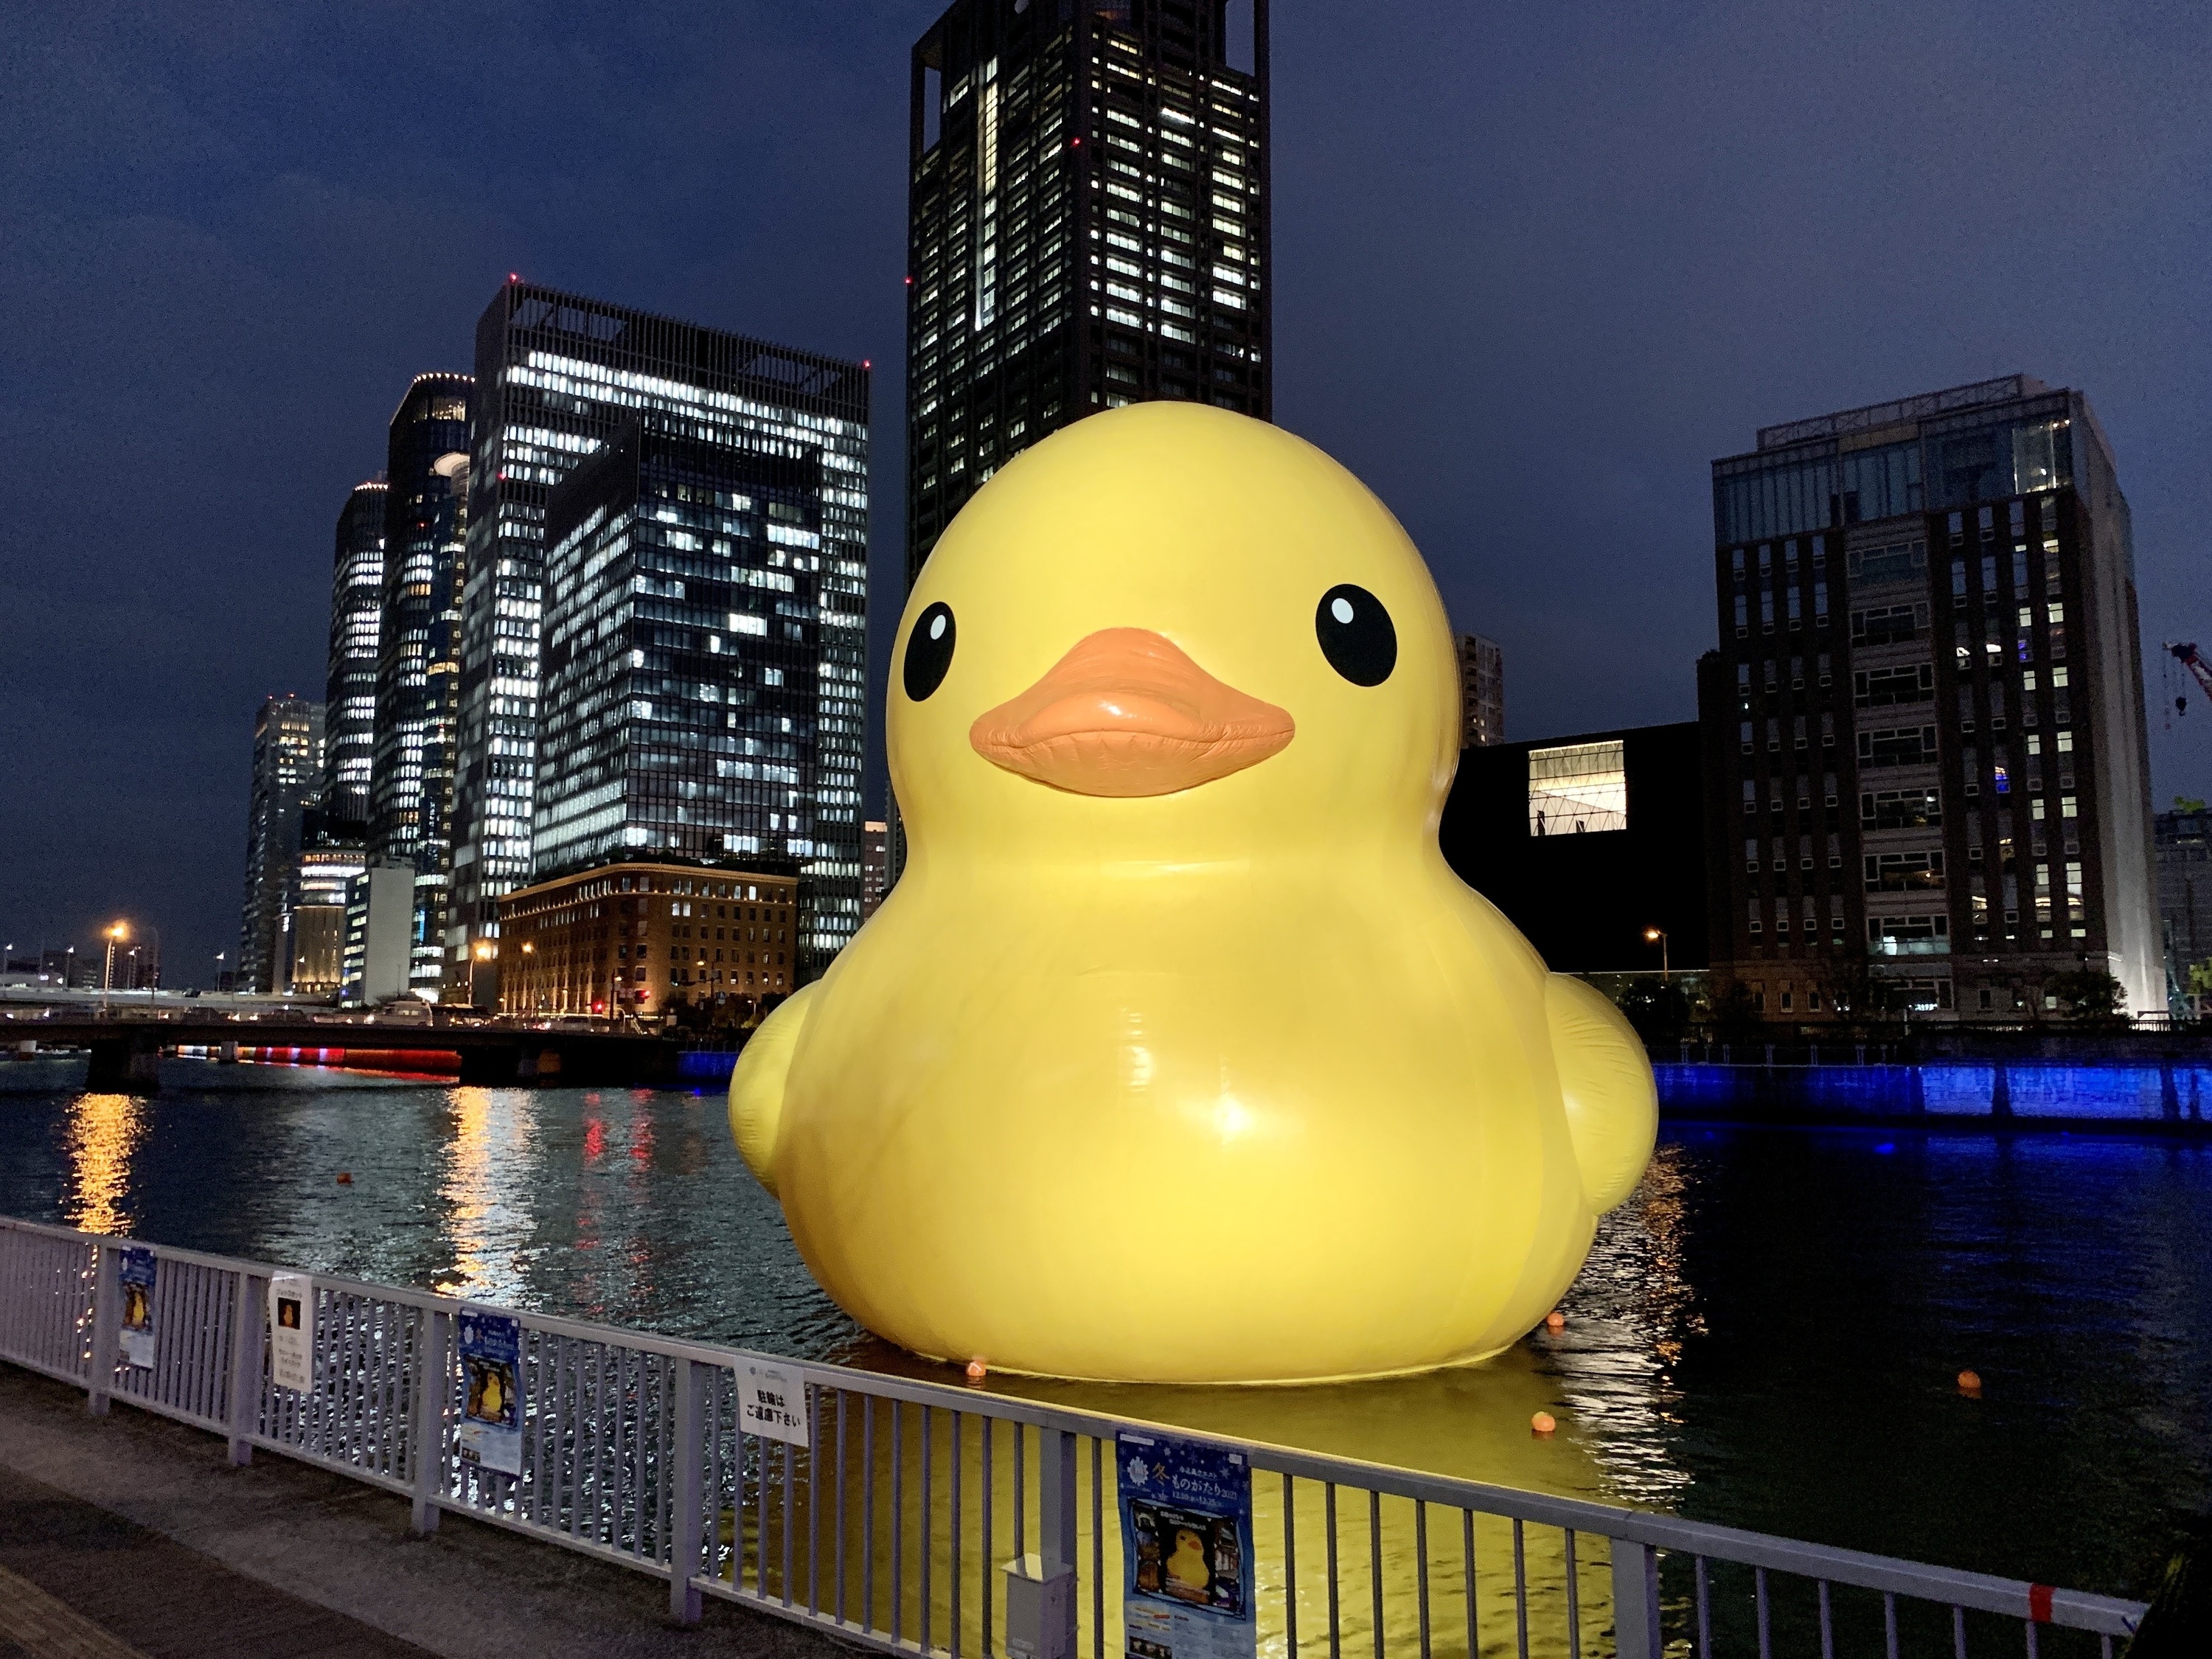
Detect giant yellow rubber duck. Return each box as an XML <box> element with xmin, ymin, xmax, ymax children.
<box><xmin>733</xmin><ymin>403</ymin><xmax>1655</xmax><ymax>1384</ymax></box>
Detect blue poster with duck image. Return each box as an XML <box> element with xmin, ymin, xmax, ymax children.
<box><xmin>457</xmin><ymin>1308</ymin><xmax>524</xmax><ymax>1475</ymax></box>
<box><xmin>118</xmin><ymin>1247</ymin><xmax>157</xmax><ymax>1369</ymax></box>
<box><xmin>1117</xmin><ymin>1430</ymin><xmax>1255</xmax><ymax>1659</ymax></box>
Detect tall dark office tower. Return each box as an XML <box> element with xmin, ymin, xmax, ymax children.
<box><xmin>535</xmin><ymin>423</ymin><xmax>824</xmax><ymax>876</ymax></box>
<box><xmin>372</xmin><ymin>372</ymin><xmax>474</xmax><ymax>1000</ymax></box>
<box><xmin>1700</xmin><ymin>375</ymin><xmax>2159</xmax><ymax>1023</ymax></box>
<box><xmin>450</xmin><ymin>282</ymin><xmax>869</xmax><ymax>994</ymax></box>
<box><xmin>237</xmin><ymin>695</ymin><xmax>324</xmax><ymax>994</ymax></box>
<box><xmin>323</xmin><ymin>481</ymin><xmax>386</xmax><ymax>824</ymax></box>
<box><xmin>905</xmin><ymin>0</ymin><xmax>1270</xmax><ymax>585</ymax></box>
<box><xmin>1458</xmin><ymin>633</ymin><xmax>1505</xmax><ymax>748</ymax></box>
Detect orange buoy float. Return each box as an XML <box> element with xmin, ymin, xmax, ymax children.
<box><xmin>335</xmin><ymin>1172</ymin><xmax>353</xmax><ymax>1185</ymax></box>
<box><xmin>1545</xmin><ymin>1311</ymin><xmax>1565</xmax><ymax>1332</ymax></box>
<box><xmin>964</xmin><ymin>1357</ymin><xmax>988</xmax><ymax>1382</ymax></box>
<box><xmin>1957</xmin><ymin>1369</ymin><xmax>1982</xmax><ymax>1397</ymax></box>
<box><xmin>1531</xmin><ymin>1411</ymin><xmax>1557</xmax><ymax>1436</ymax></box>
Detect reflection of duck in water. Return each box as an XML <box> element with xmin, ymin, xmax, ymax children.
<box><xmin>1164</xmin><ymin>1527</ymin><xmax>1211</xmax><ymax>1601</ymax></box>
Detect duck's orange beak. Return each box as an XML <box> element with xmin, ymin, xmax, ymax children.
<box><xmin>970</xmin><ymin>628</ymin><xmax>1295</xmax><ymax>798</ymax></box>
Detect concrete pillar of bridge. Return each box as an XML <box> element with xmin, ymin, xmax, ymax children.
<box><xmin>85</xmin><ymin>1035</ymin><xmax>161</xmax><ymax>1096</ymax></box>
<box><xmin>218</xmin><ymin>1041</ymin><xmax>239</xmax><ymax>1064</ymax></box>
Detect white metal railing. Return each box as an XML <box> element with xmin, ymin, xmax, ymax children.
<box><xmin>0</xmin><ymin>1216</ymin><xmax>2142</xmax><ymax>1658</ymax></box>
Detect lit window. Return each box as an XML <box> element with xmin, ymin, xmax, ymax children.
<box><xmin>1528</xmin><ymin>741</ymin><xmax>1627</xmax><ymax>835</ymax></box>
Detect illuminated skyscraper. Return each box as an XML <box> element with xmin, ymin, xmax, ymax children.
<box><xmin>535</xmin><ymin>421</ymin><xmax>827</xmax><ymax>878</ymax></box>
<box><xmin>322</xmin><ymin>481</ymin><xmax>386</xmax><ymax>824</ymax></box>
<box><xmin>371</xmin><ymin>372</ymin><xmax>473</xmax><ymax>998</ymax></box>
<box><xmin>448</xmin><ymin>282</ymin><xmax>869</xmax><ymax>995</ymax></box>
<box><xmin>891</xmin><ymin>0</ymin><xmax>1270</xmax><ymax>883</ymax></box>
<box><xmin>904</xmin><ymin>0</ymin><xmax>1270</xmax><ymax>584</ymax></box>
<box><xmin>237</xmin><ymin>694</ymin><xmax>324</xmax><ymax>994</ymax></box>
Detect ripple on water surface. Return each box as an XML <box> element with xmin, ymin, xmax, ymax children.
<box><xmin>3</xmin><ymin>1056</ymin><xmax>2210</xmax><ymax>1600</ymax></box>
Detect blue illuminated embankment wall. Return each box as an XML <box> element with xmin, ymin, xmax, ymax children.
<box><xmin>680</xmin><ymin>1049</ymin><xmax>2209</xmax><ymax>1126</ymax></box>
<box><xmin>1657</xmin><ymin>1061</ymin><xmax>2212</xmax><ymax>1127</ymax></box>
<box><xmin>676</xmin><ymin>1050</ymin><xmax>741</xmax><ymax>1083</ymax></box>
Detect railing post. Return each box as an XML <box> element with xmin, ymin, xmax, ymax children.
<box><xmin>410</xmin><ymin>1307</ymin><xmax>451</xmax><ymax>1535</ymax></box>
<box><xmin>226</xmin><ymin>1270</ymin><xmax>266</xmax><ymax>1464</ymax></box>
<box><xmin>669</xmin><ymin>1358</ymin><xmax>706</xmax><ymax>1625</ymax></box>
<box><xmin>1026</xmin><ymin>1426</ymin><xmax>1079</xmax><ymax>1659</ymax></box>
<box><xmin>1610</xmin><ymin>1538</ymin><xmax>1660</xmax><ymax>1659</ymax></box>
<box><xmin>1040</xmin><ymin>1427</ymin><xmax>1078</xmax><ymax>1579</ymax></box>
<box><xmin>1006</xmin><ymin>1427</ymin><xmax>1079</xmax><ymax>1659</ymax></box>
<box><xmin>86</xmin><ymin>1241</ymin><xmax>120</xmax><ymax>1416</ymax></box>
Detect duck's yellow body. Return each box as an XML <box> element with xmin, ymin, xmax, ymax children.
<box><xmin>733</xmin><ymin>405</ymin><xmax>1655</xmax><ymax>1384</ymax></box>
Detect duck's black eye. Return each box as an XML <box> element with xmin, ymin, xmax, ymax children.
<box><xmin>1315</xmin><ymin>585</ymin><xmax>1396</xmax><ymax>686</ymax></box>
<box><xmin>904</xmin><ymin>602</ymin><xmax>957</xmax><ymax>701</ymax></box>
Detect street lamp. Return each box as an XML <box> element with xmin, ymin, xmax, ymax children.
<box><xmin>470</xmin><ymin>939</ymin><xmax>496</xmax><ymax>1015</ymax></box>
<box><xmin>1644</xmin><ymin>926</ymin><xmax>1670</xmax><ymax>981</ymax></box>
<box><xmin>102</xmin><ymin>922</ymin><xmax>128</xmax><ymax>1013</ymax></box>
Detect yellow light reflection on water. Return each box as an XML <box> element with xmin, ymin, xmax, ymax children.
<box><xmin>432</xmin><ymin>1086</ymin><xmax>541</xmax><ymax>1301</ymax></box>
<box><xmin>64</xmin><ymin>1092</ymin><xmax>150</xmax><ymax>1237</ymax></box>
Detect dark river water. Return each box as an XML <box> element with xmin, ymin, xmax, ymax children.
<box><xmin>3</xmin><ymin>1055</ymin><xmax>2207</xmax><ymax>1606</ymax></box>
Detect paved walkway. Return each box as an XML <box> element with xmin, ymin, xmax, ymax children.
<box><xmin>0</xmin><ymin>1366</ymin><xmax>856</xmax><ymax>1658</ymax></box>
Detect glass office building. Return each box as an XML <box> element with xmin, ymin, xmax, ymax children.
<box><xmin>1700</xmin><ymin>375</ymin><xmax>2160</xmax><ymax>1021</ymax></box>
<box><xmin>237</xmin><ymin>695</ymin><xmax>324</xmax><ymax>994</ymax></box>
<box><xmin>322</xmin><ymin>481</ymin><xmax>386</xmax><ymax>825</ymax></box>
<box><xmin>905</xmin><ymin>0</ymin><xmax>1271</xmax><ymax>585</ymax></box>
<box><xmin>536</xmin><ymin>422</ymin><xmax>825</xmax><ymax>879</ymax></box>
<box><xmin>372</xmin><ymin>372</ymin><xmax>473</xmax><ymax>998</ymax></box>
<box><xmin>449</xmin><ymin>282</ymin><xmax>869</xmax><ymax>994</ymax></box>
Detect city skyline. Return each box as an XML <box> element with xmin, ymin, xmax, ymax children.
<box><xmin>3</xmin><ymin>1</ymin><xmax>2209</xmax><ymax>977</ymax></box>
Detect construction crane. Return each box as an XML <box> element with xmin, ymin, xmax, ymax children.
<box><xmin>2169</xmin><ymin>642</ymin><xmax>2212</xmax><ymax>717</ymax></box>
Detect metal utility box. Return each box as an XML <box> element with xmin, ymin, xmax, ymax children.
<box><xmin>1002</xmin><ymin>1554</ymin><xmax>1074</xmax><ymax>1659</ymax></box>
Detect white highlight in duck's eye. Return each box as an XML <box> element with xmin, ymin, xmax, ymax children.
<box><xmin>1331</xmin><ymin>597</ymin><xmax>1355</xmax><ymax>625</ymax></box>
<box><xmin>930</xmin><ymin>613</ymin><xmax>947</xmax><ymax>641</ymax></box>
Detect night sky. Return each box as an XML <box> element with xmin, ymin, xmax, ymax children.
<box><xmin>3</xmin><ymin>1</ymin><xmax>2208</xmax><ymax>983</ymax></box>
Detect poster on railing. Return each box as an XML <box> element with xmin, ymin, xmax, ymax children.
<box><xmin>268</xmin><ymin>1272</ymin><xmax>312</xmax><ymax>1391</ymax></box>
<box><xmin>118</xmin><ymin>1247</ymin><xmax>156</xmax><ymax>1368</ymax></box>
<box><xmin>458</xmin><ymin>1308</ymin><xmax>524</xmax><ymax>1476</ymax></box>
<box><xmin>1116</xmin><ymin>1430</ymin><xmax>1256</xmax><ymax>1659</ymax></box>
<box><xmin>739</xmin><ymin>1359</ymin><xmax>810</xmax><ymax>1447</ymax></box>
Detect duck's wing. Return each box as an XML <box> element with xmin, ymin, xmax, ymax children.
<box><xmin>729</xmin><ymin>981</ymin><xmax>819</xmax><ymax>1197</ymax></box>
<box><xmin>1544</xmin><ymin>974</ymin><xmax>1658</xmax><ymax>1212</ymax></box>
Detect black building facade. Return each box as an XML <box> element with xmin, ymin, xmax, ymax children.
<box><xmin>905</xmin><ymin>0</ymin><xmax>1270</xmax><ymax>585</ymax></box>
<box><xmin>1700</xmin><ymin>375</ymin><xmax>2158</xmax><ymax>1021</ymax></box>
<box><xmin>372</xmin><ymin>372</ymin><xmax>473</xmax><ymax>999</ymax></box>
<box><xmin>1439</xmin><ymin>723</ymin><xmax>1708</xmax><ymax>975</ymax></box>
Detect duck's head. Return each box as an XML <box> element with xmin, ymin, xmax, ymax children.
<box><xmin>889</xmin><ymin>405</ymin><xmax>1458</xmax><ymax>866</ymax></box>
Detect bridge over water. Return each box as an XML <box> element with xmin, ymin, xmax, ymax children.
<box><xmin>1</xmin><ymin>1010</ymin><xmax>685</xmax><ymax>1094</ymax></box>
